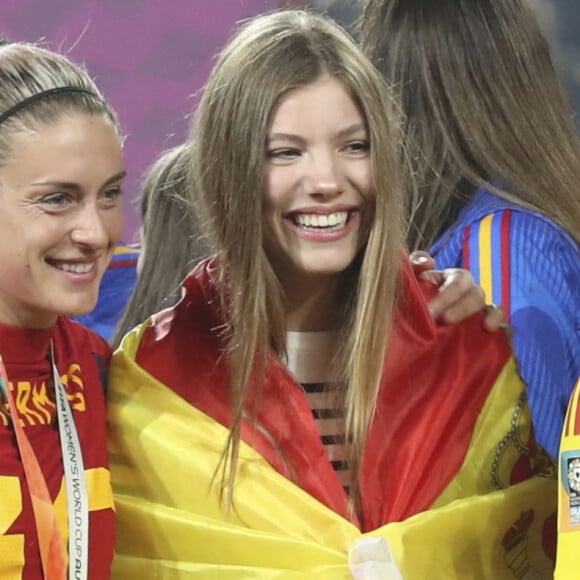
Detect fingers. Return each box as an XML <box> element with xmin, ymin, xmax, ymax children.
<box><xmin>483</xmin><ymin>304</ymin><xmax>513</xmax><ymax>338</ymax></box>
<box><xmin>424</xmin><ymin>266</ymin><xmax>510</xmax><ymax>334</ymax></box>
<box><xmin>482</xmin><ymin>304</ymin><xmax>509</xmax><ymax>333</ymax></box>
<box><xmin>427</xmin><ymin>268</ymin><xmax>484</xmax><ymax>322</ymax></box>
<box><xmin>501</xmin><ymin>323</ymin><xmax>514</xmax><ymax>339</ymax></box>
<box><xmin>418</xmin><ymin>269</ymin><xmax>444</xmax><ymax>287</ymax></box>
<box><xmin>409</xmin><ymin>250</ymin><xmax>436</xmax><ymax>274</ymax></box>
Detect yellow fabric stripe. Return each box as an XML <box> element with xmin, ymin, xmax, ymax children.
<box><xmin>109</xmin><ymin>328</ymin><xmax>356</xmax><ymax>551</ymax></box>
<box><xmin>0</xmin><ymin>476</ymin><xmax>25</xmax><ymax>579</ymax></box>
<box><xmin>430</xmin><ymin>358</ymin><xmax>531</xmax><ymax>509</ymax></box>
<box><xmin>566</xmin><ymin>382</ymin><xmax>580</xmax><ymax>438</ymax></box>
<box><xmin>54</xmin><ymin>467</ymin><xmax>114</xmax><ymax>538</ymax></box>
<box><xmin>86</xmin><ymin>467</ymin><xmax>114</xmax><ymax>512</ymax></box>
<box><xmin>114</xmin><ymin>245</ymin><xmax>139</xmax><ymax>255</ymax></box>
<box><xmin>478</xmin><ymin>214</ymin><xmax>494</xmax><ymax>303</ymax></box>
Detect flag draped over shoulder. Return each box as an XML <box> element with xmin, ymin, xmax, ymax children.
<box><xmin>108</xmin><ymin>258</ymin><xmax>556</xmax><ymax>579</ymax></box>
<box><xmin>555</xmin><ymin>378</ymin><xmax>580</xmax><ymax>579</ymax></box>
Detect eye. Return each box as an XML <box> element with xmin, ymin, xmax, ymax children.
<box><xmin>99</xmin><ymin>186</ymin><xmax>123</xmax><ymax>208</ymax></box>
<box><xmin>39</xmin><ymin>192</ymin><xmax>73</xmax><ymax>211</ymax></box>
<box><xmin>343</xmin><ymin>140</ymin><xmax>370</xmax><ymax>155</ymax></box>
<box><xmin>266</xmin><ymin>147</ymin><xmax>301</xmax><ymax>161</ymax></box>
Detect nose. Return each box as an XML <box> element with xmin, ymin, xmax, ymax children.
<box><xmin>305</xmin><ymin>150</ymin><xmax>343</xmax><ymax>198</ymax></box>
<box><xmin>70</xmin><ymin>202</ymin><xmax>109</xmax><ymax>250</ymax></box>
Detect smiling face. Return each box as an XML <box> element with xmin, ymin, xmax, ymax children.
<box><xmin>263</xmin><ymin>75</ymin><xmax>374</xmax><ymax>295</ymax></box>
<box><xmin>0</xmin><ymin>113</ymin><xmax>125</xmax><ymax>328</ymax></box>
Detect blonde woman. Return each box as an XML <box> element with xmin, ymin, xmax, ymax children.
<box><xmin>0</xmin><ymin>42</ymin><xmax>125</xmax><ymax>577</ymax></box>
<box><xmin>108</xmin><ymin>11</ymin><xmax>554</xmax><ymax>578</ymax></box>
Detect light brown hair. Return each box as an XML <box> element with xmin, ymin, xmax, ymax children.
<box><xmin>189</xmin><ymin>9</ymin><xmax>404</xmax><ymax>516</ymax></box>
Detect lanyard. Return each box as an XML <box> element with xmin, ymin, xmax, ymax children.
<box><xmin>52</xmin><ymin>342</ymin><xmax>89</xmax><ymax>580</ymax></box>
<box><xmin>0</xmin><ymin>341</ymin><xmax>89</xmax><ymax>580</ymax></box>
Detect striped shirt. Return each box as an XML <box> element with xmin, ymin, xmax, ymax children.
<box><xmin>286</xmin><ymin>331</ymin><xmax>351</xmax><ymax>491</ymax></box>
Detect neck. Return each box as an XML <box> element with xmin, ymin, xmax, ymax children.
<box><xmin>0</xmin><ymin>299</ymin><xmax>57</xmax><ymax>330</ymax></box>
<box><xmin>282</xmin><ymin>273</ymin><xmax>341</xmax><ymax>332</ymax></box>
<box><xmin>0</xmin><ymin>318</ymin><xmax>55</xmax><ymax>365</ymax></box>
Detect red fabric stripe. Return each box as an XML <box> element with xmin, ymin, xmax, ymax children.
<box><xmin>500</xmin><ymin>211</ymin><xmax>512</xmax><ymax>321</ymax></box>
<box><xmin>462</xmin><ymin>225</ymin><xmax>471</xmax><ymax>270</ymax></box>
<box><xmin>107</xmin><ymin>258</ymin><xmax>138</xmax><ymax>269</ymax></box>
<box><xmin>360</xmin><ymin>263</ymin><xmax>510</xmax><ymax>528</ymax></box>
<box><xmin>114</xmin><ymin>245</ymin><xmax>139</xmax><ymax>254</ymax></box>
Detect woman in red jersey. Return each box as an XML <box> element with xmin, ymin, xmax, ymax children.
<box><xmin>0</xmin><ymin>42</ymin><xmax>125</xmax><ymax>579</ymax></box>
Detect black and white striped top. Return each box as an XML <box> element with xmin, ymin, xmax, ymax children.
<box><xmin>286</xmin><ymin>331</ymin><xmax>351</xmax><ymax>492</ymax></box>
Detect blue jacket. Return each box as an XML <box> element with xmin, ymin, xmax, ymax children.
<box><xmin>431</xmin><ymin>188</ymin><xmax>580</xmax><ymax>458</ymax></box>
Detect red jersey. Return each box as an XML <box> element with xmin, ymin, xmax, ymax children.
<box><xmin>0</xmin><ymin>317</ymin><xmax>114</xmax><ymax>579</ymax></box>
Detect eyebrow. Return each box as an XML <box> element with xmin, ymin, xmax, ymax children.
<box><xmin>267</xmin><ymin>133</ymin><xmax>304</xmax><ymax>145</ymax></box>
<box><xmin>336</xmin><ymin>123</ymin><xmax>368</xmax><ymax>139</ymax></box>
<box><xmin>267</xmin><ymin>123</ymin><xmax>368</xmax><ymax>143</ymax></box>
<box><xmin>30</xmin><ymin>170</ymin><xmax>127</xmax><ymax>190</ymax></box>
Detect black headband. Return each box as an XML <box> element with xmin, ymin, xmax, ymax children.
<box><xmin>0</xmin><ymin>86</ymin><xmax>101</xmax><ymax>126</ymax></box>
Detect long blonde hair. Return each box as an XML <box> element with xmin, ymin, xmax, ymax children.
<box><xmin>189</xmin><ymin>9</ymin><xmax>404</xmax><ymax>514</ymax></box>
<box><xmin>361</xmin><ymin>0</ymin><xmax>580</xmax><ymax>250</ymax></box>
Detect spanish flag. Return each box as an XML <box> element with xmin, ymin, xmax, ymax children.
<box><xmin>108</xmin><ymin>259</ymin><xmax>556</xmax><ymax>578</ymax></box>
<box><xmin>555</xmin><ymin>378</ymin><xmax>580</xmax><ymax>579</ymax></box>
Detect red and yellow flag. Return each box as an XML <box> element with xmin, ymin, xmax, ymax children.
<box><xmin>108</xmin><ymin>259</ymin><xmax>556</xmax><ymax>578</ymax></box>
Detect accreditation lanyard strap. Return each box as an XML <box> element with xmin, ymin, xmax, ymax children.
<box><xmin>0</xmin><ymin>342</ymin><xmax>89</xmax><ymax>580</ymax></box>
<box><xmin>52</xmin><ymin>342</ymin><xmax>89</xmax><ymax>580</ymax></box>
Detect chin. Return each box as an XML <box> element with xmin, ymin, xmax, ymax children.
<box><xmin>300</xmin><ymin>259</ymin><xmax>356</xmax><ymax>277</ymax></box>
<box><xmin>58</xmin><ymin>297</ymin><xmax>99</xmax><ymax>318</ymax></box>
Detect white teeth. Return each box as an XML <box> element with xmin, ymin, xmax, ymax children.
<box><xmin>55</xmin><ymin>262</ymin><xmax>94</xmax><ymax>274</ymax></box>
<box><xmin>294</xmin><ymin>211</ymin><xmax>348</xmax><ymax>229</ymax></box>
